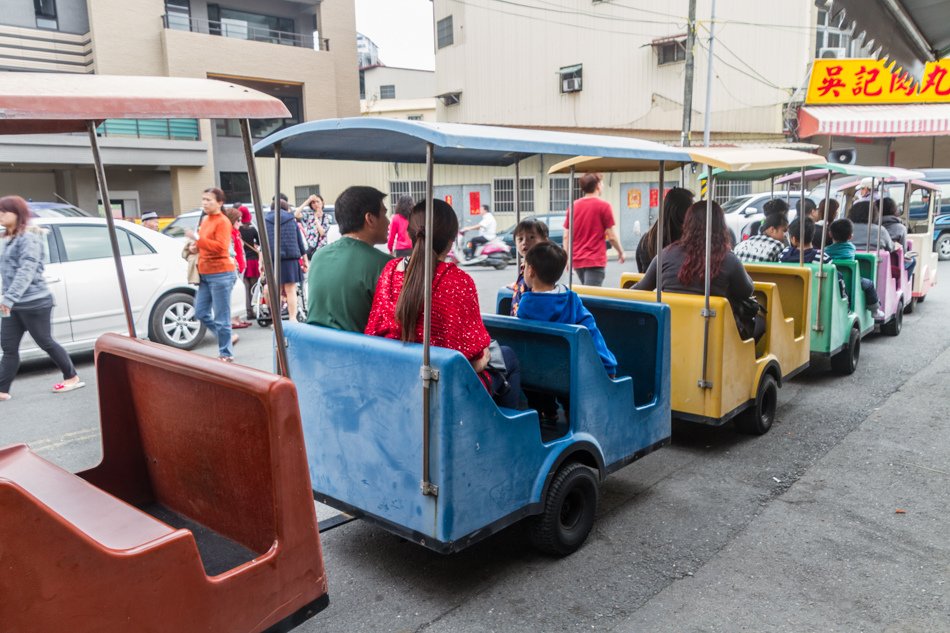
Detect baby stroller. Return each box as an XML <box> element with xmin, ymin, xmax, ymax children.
<box><xmin>252</xmin><ymin>271</ymin><xmax>308</xmax><ymax>326</ymax></box>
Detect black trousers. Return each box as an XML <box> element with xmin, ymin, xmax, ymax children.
<box><xmin>1</xmin><ymin>302</ymin><xmax>77</xmax><ymax>393</ymax></box>
<box><xmin>466</xmin><ymin>235</ymin><xmax>489</xmax><ymax>258</ymax></box>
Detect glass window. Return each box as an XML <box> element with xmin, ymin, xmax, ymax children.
<box><xmin>165</xmin><ymin>0</ymin><xmax>191</xmax><ymax>31</ymax></box>
<box><xmin>380</xmin><ymin>85</ymin><xmax>396</xmax><ymax>99</ymax></box>
<box><xmin>209</xmin><ymin>5</ymin><xmax>296</xmax><ymax>45</ymax></box>
<box><xmin>294</xmin><ymin>185</ymin><xmax>321</xmax><ymax>206</ymax></box>
<box><xmin>549</xmin><ymin>177</ymin><xmax>580</xmax><ymax>212</ymax></box>
<box><xmin>493</xmin><ymin>178</ymin><xmax>535</xmax><ymax>213</ymax></box>
<box><xmin>216</xmin><ymin>96</ymin><xmax>300</xmax><ymax>138</ymax></box>
<box><xmin>59</xmin><ymin>225</ymin><xmax>135</xmax><ymax>262</ymax></box>
<box><xmin>437</xmin><ymin>16</ymin><xmax>453</xmax><ymax>49</ymax></box>
<box><xmin>34</xmin><ymin>0</ymin><xmax>57</xmax><ymax>30</ymax></box>
<box><xmin>657</xmin><ymin>41</ymin><xmax>686</xmax><ymax>65</ymax></box>
<box><xmin>220</xmin><ymin>172</ymin><xmax>251</xmax><ymax>205</ymax></box>
<box><xmin>129</xmin><ymin>232</ymin><xmax>156</xmax><ymax>255</ymax></box>
<box><xmin>559</xmin><ymin>64</ymin><xmax>583</xmax><ymax>93</ymax></box>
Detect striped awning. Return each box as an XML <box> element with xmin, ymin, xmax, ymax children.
<box><xmin>798</xmin><ymin>103</ymin><xmax>950</xmax><ymax>138</ymax></box>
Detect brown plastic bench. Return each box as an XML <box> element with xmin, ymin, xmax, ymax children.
<box><xmin>0</xmin><ymin>333</ymin><xmax>327</xmax><ymax>633</ymax></box>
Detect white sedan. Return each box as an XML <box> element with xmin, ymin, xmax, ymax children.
<box><xmin>9</xmin><ymin>217</ymin><xmax>243</xmax><ymax>361</ymax></box>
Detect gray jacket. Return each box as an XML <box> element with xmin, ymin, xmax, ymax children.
<box><xmin>0</xmin><ymin>228</ymin><xmax>51</xmax><ymax>308</ymax></box>
<box><xmin>850</xmin><ymin>222</ymin><xmax>894</xmax><ymax>252</ymax></box>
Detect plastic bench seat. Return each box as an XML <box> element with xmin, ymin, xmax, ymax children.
<box><xmin>0</xmin><ymin>444</ymin><xmax>174</xmax><ymax>550</ymax></box>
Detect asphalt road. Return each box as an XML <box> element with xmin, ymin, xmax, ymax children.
<box><xmin>2</xmin><ymin>257</ymin><xmax>948</xmax><ymax>632</ymax></box>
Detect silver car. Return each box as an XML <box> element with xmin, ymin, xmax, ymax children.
<box><xmin>5</xmin><ymin>217</ymin><xmax>242</xmax><ymax>361</ymax></box>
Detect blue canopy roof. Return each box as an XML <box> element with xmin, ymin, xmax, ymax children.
<box><xmin>253</xmin><ymin>118</ymin><xmax>691</xmax><ymax>167</ymax></box>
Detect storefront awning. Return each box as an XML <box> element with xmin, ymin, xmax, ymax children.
<box><xmin>798</xmin><ymin>103</ymin><xmax>950</xmax><ymax>137</ymax></box>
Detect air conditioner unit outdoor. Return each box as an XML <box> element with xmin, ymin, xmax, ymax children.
<box><xmin>562</xmin><ymin>77</ymin><xmax>582</xmax><ymax>93</ymax></box>
<box><xmin>819</xmin><ymin>47</ymin><xmax>847</xmax><ymax>59</ymax></box>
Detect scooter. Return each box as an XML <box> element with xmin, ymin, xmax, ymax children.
<box><xmin>446</xmin><ymin>231</ymin><xmax>511</xmax><ymax>270</ymax></box>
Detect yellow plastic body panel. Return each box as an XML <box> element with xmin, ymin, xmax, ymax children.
<box><xmin>581</xmin><ymin>283</ymin><xmax>755</xmax><ymax>422</ymax></box>
<box><xmin>743</xmin><ymin>264</ymin><xmax>811</xmax><ymax>375</ymax></box>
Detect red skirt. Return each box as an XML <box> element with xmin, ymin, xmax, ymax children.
<box><xmin>245</xmin><ymin>259</ymin><xmax>261</xmax><ymax>279</ymax></box>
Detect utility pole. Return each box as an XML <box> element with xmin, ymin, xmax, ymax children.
<box><xmin>680</xmin><ymin>0</ymin><xmax>697</xmax><ymax>148</ymax></box>
<box><xmin>702</xmin><ymin>0</ymin><xmax>717</xmax><ymax>147</ymax></box>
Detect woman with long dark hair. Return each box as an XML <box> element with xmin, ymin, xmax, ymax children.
<box><xmin>635</xmin><ymin>187</ymin><xmax>694</xmax><ymax>272</ymax></box>
<box><xmin>0</xmin><ymin>195</ymin><xmax>83</xmax><ymax>399</ymax></box>
<box><xmin>387</xmin><ymin>195</ymin><xmax>414</xmax><ymax>257</ymax></box>
<box><xmin>634</xmin><ymin>201</ymin><xmax>758</xmax><ymax>338</ymax></box>
<box><xmin>365</xmin><ymin>199</ymin><xmax>521</xmax><ymax>407</ymax></box>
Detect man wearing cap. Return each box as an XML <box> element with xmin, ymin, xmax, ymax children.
<box><xmin>855</xmin><ymin>178</ymin><xmax>880</xmax><ymax>203</ymax></box>
<box><xmin>141</xmin><ymin>212</ymin><xmax>160</xmax><ymax>231</ymax></box>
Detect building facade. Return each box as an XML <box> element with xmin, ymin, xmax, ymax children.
<box><xmin>0</xmin><ymin>0</ymin><xmax>358</xmax><ymax>216</ymax></box>
<box><xmin>360</xmin><ymin>65</ymin><xmax>436</xmax><ymax>121</ymax></box>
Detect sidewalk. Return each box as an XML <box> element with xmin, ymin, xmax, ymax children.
<box><xmin>616</xmin><ymin>345</ymin><xmax>950</xmax><ymax>632</ymax></box>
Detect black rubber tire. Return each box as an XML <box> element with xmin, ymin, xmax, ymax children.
<box><xmin>917</xmin><ymin>294</ymin><xmax>926</xmax><ymax>303</ymax></box>
<box><xmin>831</xmin><ymin>326</ymin><xmax>861</xmax><ymax>375</ymax></box>
<box><xmin>735</xmin><ymin>373</ymin><xmax>778</xmax><ymax>435</ymax></box>
<box><xmin>528</xmin><ymin>462</ymin><xmax>599</xmax><ymax>556</ymax></box>
<box><xmin>881</xmin><ymin>301</ymin><xmax>903</xmax><ymax>336</ymax></box>
<box><xmin>148</xmin><ymin>292</ymin><xmax>205</xmax><ymax>350</ymax></box>
<box><xmin>493</xmin><ymin>260</ymin><xmax>509</xmax><ymax>270</ymax></box>
<box><xmin>904</xmin><ymin>297</ymin><xmax>916</xmax><ymax>314</ymax></box>
<box><xmin>936</xmin><ymin>233</ymin><xmax>950</xmax><ymax>261</ymax></box>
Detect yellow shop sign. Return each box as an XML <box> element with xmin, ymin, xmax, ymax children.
<box><xmin>806</xmin><ymin>58</ymin><xmax>950</xmax><ymax>105</ymax></box>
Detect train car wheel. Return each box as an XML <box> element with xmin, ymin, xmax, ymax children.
<box><xmin>831</xmin><ymin>327</ymin><xmax>860</xmax><ymax>375</ymax></box>
<box><xmin>736</xmin><ymin>373</ymin><xmax>777</xmax><ymax>436</ymax></box>
<box><xmin>528</xmin><ymin>462</ymin><xmax>599</xmax><ymax>556</ymax></box>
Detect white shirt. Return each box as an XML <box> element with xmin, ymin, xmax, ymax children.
<box><xmin>478</xmin><ymin>212</ymin><xmax>497</xmax><ymax>240</ymax></box>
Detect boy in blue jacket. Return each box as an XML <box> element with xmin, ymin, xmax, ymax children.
<box><xmin>518</xmin><ymin>241</ymin><xmax>618</xmax><ymax>375</ymax></box>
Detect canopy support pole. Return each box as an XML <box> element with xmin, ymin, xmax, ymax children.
<box><xmin>87</xmin><ymin>121</ymin><xmax>135</xmax><ymax>338</ymax></box>
<box><xmin>421</xmin><ymin>142</ymin><xmax>438</xmax><ymax>498</ymax></box>
<box><xmin>814</xmin><ymin>169</ymin><xmax>833</xmax><ymax>332</ymax></box>
<box><xmin>770</xmin><ymin>175</ymin><xmax>775</xmax><ymax>200</ymax></box>
<box><xmin>568</xmin><ymin>166</ymin><xmax>576</xmax><ymax>291</ymax></box>
<box><xmin>656</xmin><ymin>161</ymin><xmax>666</xmax><ymax>302</ymax></box>
<box><xmin>799</xmin><ymin>168</ymin><xmax>806</xmax><ymax>266</ymax></box>
<box><xmin>273</xmin><ymin>143</ymin><xmax>283</xmax><ymax>294</ymax></box>
<box><xmin>241</xmin><ymin>121</ymin><xmax>288</xmax><ymax>377</ymax></box>
<box><xmin>514</xmin><ymin>160</ymin><xmax>522</xmax><ymax>274</ymax></box>
<box><xmin>866</xmin><ymin>178</ymin><xmax>875</xmax><ymax>252</ymax></box>
<box><xmin>875</xmin><ymin>181</ymin><xmax>885</xmax><ymax>252</ymax></box>
<box><xmin>700</xmin><ymin>168</ymin><xmax>714</xmax><ymax>390</ymax></box>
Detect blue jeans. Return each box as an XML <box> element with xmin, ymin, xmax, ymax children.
<box><xmin>195</xmin><ymin>271</ymin><xmax>236</xmax><ymax>357</ymax></box>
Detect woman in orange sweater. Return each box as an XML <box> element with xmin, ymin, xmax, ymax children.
<box><xmin>186</xmin><ymin>187</ymin><xmax>238</xmax><ymax>361</ymax></box>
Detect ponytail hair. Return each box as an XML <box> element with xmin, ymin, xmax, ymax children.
<box><xmin>394</xmin><ymin>199</ymin><xmax>459</xmax><ymax>342</ymax></box>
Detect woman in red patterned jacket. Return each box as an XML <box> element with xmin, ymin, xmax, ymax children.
<box><xmin>365</xmin><ymin>199</ymin><xmax>521</xmax><ymax>408</ymax></box>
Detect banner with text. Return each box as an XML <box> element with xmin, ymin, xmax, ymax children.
<box><xmin>806</xmin><ymin>58</ymin><xmax>950</xmax><ymax>105</ymax></box>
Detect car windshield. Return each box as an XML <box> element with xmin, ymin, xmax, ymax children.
<box><xmin>721</xmin><ymin>196</ymin><xmax>752</xmax><ymax>214</ymax></box>
<box><xmin>162</xmin><ymin>215</ymin><xmax>199</xmax><ymax>238</ymax></box>
<box><xmin>29</xmin><ymin>205</ymin><xmax>91</xmax><ymax>218</ymax></box>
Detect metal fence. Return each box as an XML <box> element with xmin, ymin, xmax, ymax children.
<box><xmin>162</xmin><ymin>14</ymin><xmax>328</xmax><ymax>51</ymax></box>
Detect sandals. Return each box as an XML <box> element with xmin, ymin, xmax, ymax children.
<box><xmin>218</xmin><ymin>356</ymin><xmax>234</xmax><ymax>363</ymax></box>
<box><xmin>231</xmin><ymin>321</ymin><xmax>251</xmax><ymax>329</ymax></box>
<box><xmin>53</xmin><ymin>381</ymin><xmax>86</xmax><ymax>394</ymax></box>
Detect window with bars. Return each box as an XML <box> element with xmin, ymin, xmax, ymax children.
<box><xmin>380</xmin><ymin>84</ymin><xmax>396</xmax><ymax>99</ymax></box>
<box><xmin>657</xmin><ymin>40</ymin><xmax>686</xmax><ymax>65</ymax></box>
<box><xmin>492</xmin><ymin>177</ymin><xmax>535</xmax><ymax>214</ymax></box>
<box><xmin>389</xmin><ymin>181</ymin><xmax>427</xmax><ymax>205</ymax></box>
<box><xmin>437</xmin><ymin>16</ymin><xmax>453</xmax><ymax>49</ymax></box>
<box><xmin>548</xmin><ymin>177</ymin><xmax>581</xmax><ymax>212</ymax></box>
<box><xmin>713</xmin><ymin>180</ymin><xmax>751</xmax><ymax>204</ymax></box>
<box><xmin>294</xmin><ymin>185</ymin><xmax>321</xmax><ymax>206</ymax></box>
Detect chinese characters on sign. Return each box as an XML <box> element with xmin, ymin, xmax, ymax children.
<box><xmin>806</xmin><ymin>59</ymin><xmax>950</xmax><ymax>104</ymax></box>
<box><xmin>627</xmin><ymin>189</ymin><xmax>642</xmax><ymax>209</ymax></box>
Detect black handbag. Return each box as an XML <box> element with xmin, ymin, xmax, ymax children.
<box><xmin>734</xmin><ymin>296</ymin><xmax>765</xmax><ymax>341</ymax></box>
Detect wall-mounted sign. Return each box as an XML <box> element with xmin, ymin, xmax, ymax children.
<box><xmin>469</xmin><ymin>191</ymin><xmax>481</xmax><ymax>215</ymax></box>
<box><xmin>627</xmin><ymin>188</ymin><xmax>642</xmax><ymax>209</ymax></box>
<box><xmin>444</xmin><ymin>194</ymin><xmax>453</xmax><ymax>206</ymax></box>
<box><xmin>806</xmin><ymin>58</ymin><xmax>950</xmax><ymax>105</ymax></box>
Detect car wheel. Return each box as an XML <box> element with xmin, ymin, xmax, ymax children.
<box><xmin>735</xmin><ymin>373</ymin><xmax>778</xmax><ymax>435</ymax></box>
<box><xmin>149</xmin><ymin>292</ymin><xmax>205</xmax><ymax>350</ymax></box>
<box><xmin>903</xmin><ymin>297</ymin><xmax>916</xmax><ymax>314</ymax></box>
<box><xmin>937</xmin><ymin>233</ymin><xmax>950</xmax><ymax>261</ymax></box>
<box><xmin>881</xmin><ymin>301</ymin><xmax>903</xmax><ymax>336</ymax></box>
<box><xmin>527</xmin><ymin>462</ymin><xmax>599</xmax><ymax>557</ymax></box>
<box><xmin>831</xmin><ymin>326</ymin><xmax>860</xmax><ymax>375</ymax></box>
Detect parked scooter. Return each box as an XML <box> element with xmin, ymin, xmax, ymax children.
<box><xmin>446</xmin><ymin>230</ymin><xmax>511</xmax><ymax>269</ymax></box>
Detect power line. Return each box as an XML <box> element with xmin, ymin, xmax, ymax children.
<box><xmin>697</xmin><ymin>23</ymin><xmax>782</xmax><ymax>90</ymax></box>
<box><xmin>696</xmin><ymin>38</ymin><xmax>786</xmax><ymax>92</ymax></box>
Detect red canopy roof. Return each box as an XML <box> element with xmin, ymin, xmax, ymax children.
<box><xmin>799</xmin><ymin>104</ymin><xmax>950</xmax><ymax>138</ymax></box>
<box><xmin>0</xmin><ymin>73</ymin><xmax>291</xmax><ymax>134</ymax></box>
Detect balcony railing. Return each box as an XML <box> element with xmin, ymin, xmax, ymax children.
<box><xmin>162</xmin><ymin>14</ymin><xmax>329</xmax><ymax>51</ymax></box>
<box><xmin>97</xmin><ymin>119</ymin><xmax>200</xmax><ymax>141</ymax></box>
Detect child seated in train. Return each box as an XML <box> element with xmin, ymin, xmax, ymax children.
<box><xmin>508</xmin><ymin>218</ymin><xmax>549</xmax><ymax>316</ymax></box>
<box><xmin>825</xmin><ymin>218</ymin><xmax>883</xmax><ymax>318</ymax></box>
<box><xmin>779</xmin><ymin>218</ymin><xmax>833</xmax><ymax>264</ymax></box>
<box><xmin>516</xmin><ymin>241</ymin><xmax>617</xmax><ymax>422</ymax></box>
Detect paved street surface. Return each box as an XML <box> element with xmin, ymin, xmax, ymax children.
<box><xmin>2</xmin><ymin>258</ymin><xmax>948</xmax><ymax>632</ymax></box>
